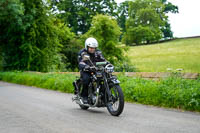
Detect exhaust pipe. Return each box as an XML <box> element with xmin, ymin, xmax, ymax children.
<box><xmin>72</xmin><ymin>87</ymin><xmax>100</xmax><ymax>107</ymax></box>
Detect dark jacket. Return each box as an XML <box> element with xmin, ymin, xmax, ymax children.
<box><xmin>78</xmin><ymin>48</ymin><xmax>106</xmax><ymax>70</ymax></box>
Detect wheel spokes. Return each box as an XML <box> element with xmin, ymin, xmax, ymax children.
<box><xmin>110</xmin><ymin>87</ymin><xmax>120</xmax><ymax>111</ymax></box>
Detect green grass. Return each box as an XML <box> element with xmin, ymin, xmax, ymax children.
<box><xmin>127</xmin><ymin>38</ymin><xmax>200</xmax><ymax>72</ymax></box>
<box><xmin>0</xmin><ymin>72</ymin><xmax>200</xmax><ymax>112</ymax></box>
<box><xmin>119</xmin><ymin>75</ymin><xmax>200</xmax><ymax>111</ymax></box>
<box><xmin>0</xmin><ymin>72</ymin><xmax>76</xmax><ymax>93</ymax></box>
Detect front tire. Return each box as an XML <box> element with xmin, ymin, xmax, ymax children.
<box><xmin>79</xmin><ymin>105</ymin><xmax>89</xmax><ymax>110</ymax></box>
<box><xmin>107</xmin><ymin>85</ymin><xmax>124</xmax><ymax>116</ymax></box>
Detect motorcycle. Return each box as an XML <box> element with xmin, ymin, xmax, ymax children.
<box><xmin>72</xmin><ymin>55</ymin><xmax>124</xmax><ymax>116</ymax></box>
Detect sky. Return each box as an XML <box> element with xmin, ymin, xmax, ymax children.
<box><xmin>115</xmin><ymin>0</ymin><xmax>200</xmax><ymax>38</ymax></box>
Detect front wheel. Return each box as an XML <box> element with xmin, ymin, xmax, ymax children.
<box><xmin>79</xmin><ymin>105</ymin><xmax>89</xmax><ymax>110</ymax></box>
<box><xmin>107</xmin><ymin>85</ymin><xmax>124</xmax><ymax>116</ymax></box>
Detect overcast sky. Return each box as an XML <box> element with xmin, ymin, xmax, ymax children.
<box><xmin>115</xmin><ymin>0</ymin><xmax>200</xmax><ymax>38</ymax></box>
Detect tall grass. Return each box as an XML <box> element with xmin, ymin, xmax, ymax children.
<box><xmin>0</xmin><ymin>72</ymin><xmax>200</xmax><ymax>112</ymax></box>
<box><xmin>0</xmin><ymin>72</ymin><xmax>76</xmax><ymax>93</ymax></box>
<box><xmin>119</xmin><ymin>76</ymin><xmax>200</xmax><ymax>111</ymax></box>
<box><xmin>127</xmin><ymin>38</ymin><xmax>200</xmax><ymax>72</ymax></box>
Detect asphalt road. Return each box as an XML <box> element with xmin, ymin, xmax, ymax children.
<box><xmin>0</xmin><ymin>81</ymin><xmax>200</xmax><ymax>133</ymax></box>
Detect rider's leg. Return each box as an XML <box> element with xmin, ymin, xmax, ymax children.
<box><xmin>81</xmin><ymin>72</ymin><xmax>91</xmax><ymax>100</ymax></box>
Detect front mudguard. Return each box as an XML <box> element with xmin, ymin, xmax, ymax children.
<box><xmin>108</xmin><ymin>76</ymin><xmax>120</xmax><ymax>88</ymax></box>
<box><xmin>111</xmin><ymin>78</ymin><xmax>120</xmax><ymax>84</ymax></box>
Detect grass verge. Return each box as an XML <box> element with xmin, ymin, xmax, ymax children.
<box><xmin>0</xmin><ymin>71</ymin><xmax>200</xmax><ymax>112</ymax></box>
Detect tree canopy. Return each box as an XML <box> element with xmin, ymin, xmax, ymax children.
<box><xmin>52</xmin><ymin>0</ymin><xmax>118</xmax><ymax>34</ymax></box>
<box><xmin>122</xmin><ymin>0</ymin><xmax>178</xmax><ymax>45</ymax></box>
<box><xmin>83</xmin><ymin>14</ymin><xmax>124</xmax><ymax>65</ymax></box>
<box><xmin>0</xmin><ymin>0</ymin><xmax>73</xmax><ymax>72</ymax></box>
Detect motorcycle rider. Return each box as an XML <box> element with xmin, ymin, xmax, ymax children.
<box><xmin>78</xmin><ymin>37</ymin><xmax>106</xmax><ymax>104</ymax></box>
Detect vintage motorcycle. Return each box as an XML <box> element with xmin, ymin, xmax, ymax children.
<box><xmin>72</xmin><ymin>55</ymin><xmax>124</xmax><ymax>116</ymax></box>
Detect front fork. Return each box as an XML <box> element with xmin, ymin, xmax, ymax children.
<box><xmin>103</xmin><ymin>74</ymin><xmax>112</xmax><ymax>103</ymax></box>
<box><xmin>104</xmin><ymin>75</ymin><xmax>120</xmax><ymax>103</ymax></box>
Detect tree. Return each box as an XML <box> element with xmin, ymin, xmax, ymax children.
<box><xmin>83</xmin><ymin>14</ymin><xmax>124</xmax><ymax>65</ymax></box>
<box><xmin>117</xmin><ymin>1</ymin><xmax>129</xmax><ymax>33</ymax></box>
<box><xmin>117</xmin><ymin>0</ymin><xmax>178</xmax><ymax>41</ymax></box>
<box><xmin>52</xmin><ymin>0</ymin><xmax>118</xmax><ymax>34</ymax></box>
<box><xmin>0</xmin><ymin>0</ymin><xmax>25</xmax><ymax>70</ymax></box>
<box><xmin>123</xmin><ymin>0</ymin><xmax>165</xmax><ymax>45</ymax></box>
<box><xmin>161</xmin><ymin>0</ymin><xmax>179</xmax><ymax>39</ymax></box>
<box><xmin>116</xmin><ymin>1</ymin><xmax>129</xmax><ymax>41</ymax></box>
<box><xmin>0</xmin><ymin>0</ymin><xmax>72</xmax><ymax>72</ymax></box>
<box><xmin>55</xmin><ymin>19</ymin><xmax>83</xmax><ymax>70</ymax></box>
<box><xmin>162</xmin><ymin>0</ymin><xmax>178</xmax><ymax>13</ymax></box>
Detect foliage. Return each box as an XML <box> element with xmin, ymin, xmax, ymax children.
<box><xmin>162</xmin><ymin>0</ymin><xmax>179</xmax><ymax>13</ymax></box>
<box><xmin>82</xmin><ymin>14</ymin><xmax>124</xmax><ymax>65</ymax></box>
<box><xmin>116</xmin><ymin>1</ymin><xmax>129</xmax><ymax>33</ymax></box>
<box><xmin>115</xmin><ymin>61</ymin><xmax>137</xmax><ymax>72</ymax></box>
<box><xmin>0</xmin><ymin>0</ymin><xmax>76</xmax><ymax>72</ymax></box>
<box><xmin>61</xmin><ymin>37</ymin><xmax>83</xmax><ymax>70</ymax></box>
<box><xmin>54</xmin><ymin>19</ymin><xmax>83</xmax><ymax>70</ymax></box>
<box><xmin>20</xmin><ymin>0</ymin><xmax>70</xmax><ymax>72</ymax></box>
<box><xmin>161</xmin><ymin>0</ymin><xmax>179</xmax><ymax>39</ymax></box>
<box><xmin>52</xmin><ymin>0</ymin><xmax>118</xmax><ymax>34</ymax></box>
<box><xmin>0</xmin><ymin>72</ymin><xmax>75</xmax><ymax>93</ymax></box>
<box><xmin>119</xmin><ymin>76</ymin><xmax>200</xmax><ymax>111</ymax></box>
<box><xmin>123</xmin><ymin>25</ymin><xmax>162</xmax><ymax>45</ymax></box>
<box><xmin>0</xmin><ymin>0</ymin><xmax>25</xmax><ymax>69</ymax></box>
<box><xmin>123</xmin><ymin>0</ymin><xmax>165</xmax><ymax>45</ymax></box>
<box><xmin>114</xmin><ymin>56</ymin><xmax>137</xmax><ymax>72</ymax></box>
<box><xmin>0</xmin><ymin>54</ymin><xmax>2</xmax><ymax>71</ymax></box>
<box><xmin>0</xmin><ymin>71</ymin><xmax>200</xmax><ymax>112</ymax></box>
<box><xmin>122</xmin><ymin>0</ymin><xmax>179</xmax><ymax>45</ymax></box>
<box><xmin>161</xmin><ymin>21</ymin><xmax>173</xmax><ymax>39</ymax></box>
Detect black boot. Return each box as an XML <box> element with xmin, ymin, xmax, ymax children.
<box><xmin>81</xmin><ymin>85</ymin><xmax>88</xmax><ymax>104</ymax></box>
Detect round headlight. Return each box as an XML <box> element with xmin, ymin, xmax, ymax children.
<box><xmin>105</xmin><ymin>64</ymin><xmax>114</xmax><ymax>73</ymax></box>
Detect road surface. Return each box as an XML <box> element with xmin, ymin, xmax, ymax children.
<box><xmin>0</xmin><ymin>81</ymin><xmax>200</xmax><ymax>133</ymax></box>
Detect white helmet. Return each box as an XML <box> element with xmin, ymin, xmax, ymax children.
<box><xmin>85</xmin><ymin>37</ymin><xmax>98</xmax><ymax>50</ymax></box>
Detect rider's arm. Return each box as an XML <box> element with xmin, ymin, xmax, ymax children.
<box><xmin>78</xmin><ymin>50</ymin><xmax>88</xmax><ymax>70</ymax></box>
<box><xmin>96</xmin><ymin>50</ymin><xmax>111</xmax><ymax>65</ymax></box>
<box><xmin>96</xmin><ymin>50</ymin><xmax>106</xmax><ymax>62</ymax></box>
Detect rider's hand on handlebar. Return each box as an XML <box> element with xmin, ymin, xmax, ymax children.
<box><xmin>89</xmin><ymin>66</ymin><xmax>96</xmax><ymax>72</ymax></box>
<box><xmin>84</xmin><ymin>65</ymin><xmax>90</xmax><ymax>71</ymax></box>
<box><xmin>84</xmin><ymin>65</ymin><xmax>96</xmax><ymax>72</ymax></box>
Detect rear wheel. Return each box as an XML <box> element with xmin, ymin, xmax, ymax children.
<box><xmin>107</xmin><ymin>85</ymin><xmax>124</xmax><ymax>116</ymax></box>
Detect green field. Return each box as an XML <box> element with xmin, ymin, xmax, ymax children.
<box><xmin>127</xmin><ymin>38</ymin><xmax>200</xmax><ymax>73</ymax></box>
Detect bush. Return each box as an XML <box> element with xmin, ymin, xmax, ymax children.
<box><xmin>82</xmin><ymin>14</ymin><xmax>124</xmax><ymax>65</ymax></box>
<box><xmin>120</xmin><ymin>76</ymin><xmax>200</xmax><ymax>111</ymax></box>
<box><xmin>115</xmin><ymin>61</ymin><xmax>137</xmax><ymax>72</ymax></box>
